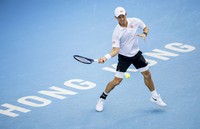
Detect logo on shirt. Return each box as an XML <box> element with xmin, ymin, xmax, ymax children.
<box><xmin>130</xmin><ymin>25</ymin><xmax>134</xmax><ymax>28</ymax></box>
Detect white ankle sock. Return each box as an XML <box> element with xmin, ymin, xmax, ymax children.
<box><xmin>151</xmin><ymin>90</ymin><xmax>159</xmax><ymax>98</ymax></box>
<box><xmin>104</xmin><ymin>91</ymin><xmax>108</xmax><ymax>95</ymax></box>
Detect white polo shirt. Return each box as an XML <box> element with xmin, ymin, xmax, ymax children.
<box><xmin>112</xmin><ymin>18</ymin><xmax>146</xmax><ymax>57</ymax></box>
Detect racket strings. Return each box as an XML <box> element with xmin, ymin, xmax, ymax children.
<box><xmin>75</xmin><ymin>57</ymin><xmax>91</xmax><ymax>63</ymax></box>
<box><xmin>73</xmin><ymin>55</ymin><xmax>93</xmax><ymax>64</ymax></box>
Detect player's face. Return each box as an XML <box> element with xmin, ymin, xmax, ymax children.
<box><xmin>116</xmin><ymin>14</ymin><xmax>127</xmax><ymax>27</ymax></box>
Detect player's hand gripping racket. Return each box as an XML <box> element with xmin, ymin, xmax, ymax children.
<box><xmin>73</xmin><ymin>55</ymin><xmax>98</xmax><ymax>64</ymax></box>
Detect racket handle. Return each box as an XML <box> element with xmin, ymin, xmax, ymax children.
<box><xmin>94</xmin><ymin>59</ymin><xmax>98</xmax><ymax>62</ymax></box>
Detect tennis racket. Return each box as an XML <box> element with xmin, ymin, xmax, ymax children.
<box><xmin>73</xmin><ymin>55</ymin><xmax>98</xmax><ymax>64</ymax></box>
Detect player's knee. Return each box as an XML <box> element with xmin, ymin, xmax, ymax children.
<box><xmin>112</xmin><ymin>78</ymin><xmax>122</xmax><ymax>86</ymax></box>
<box><xmin>142</xmin><ymin>70</ymin><xmax>152</xmax><ymax>79</ymax></box>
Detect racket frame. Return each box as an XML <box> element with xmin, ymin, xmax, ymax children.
<box><xmin>73</xmin><ymin>55</ymin><xmax>98</xmax><ymax>64</ymax></box>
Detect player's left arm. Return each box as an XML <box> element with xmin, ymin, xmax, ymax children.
<box><xmin>143</xmin><ymin>26</ymin><xmax>149</xmax><ymax>38</ymax></box>
<box><xmin>137</xmin><ymin>26</ymin><xmax>149</xmax><ymax>41</ymax></box>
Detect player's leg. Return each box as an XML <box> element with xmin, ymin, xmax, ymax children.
<box><xmin>141</xmin><ymin>70</ymin><xmax>155</xmax><ymax>92</ymax></box>
<box><xmin>96</xmin><ymin>54</ymin><xmax>131</xmax><ymax>112</ymax></box>
<box><xmin>96</xmin><ymin>77</ymin><xmax>122</xmax><ymax>111</ymax></box>
<box><xmin>104</xmin><ymin>77</ymin><xmax>123</xmax><ymax>93</ymax></box>
<box><xmin>96</xmin><ymin>73</ymin><xmax>124</xmax><ymax>112</ymax></box>
<box><xmin>99</xmin><ymin>76</ymin><xmax>123</xmax><ymax>101</ymax></box>
<box><xmin>141</xmin><ymin>70</ymin><xmax>166</xmax><ymax>106</ymax></box>
<box><xmin>133</xmin><ymin>51</ymin><xmax>167</xmax><ymax>106</ymax></box>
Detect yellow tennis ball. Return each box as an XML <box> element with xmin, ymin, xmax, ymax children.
<box><xmin>125</xmin><ymin>73</ymin><xmax>130</xmax><ymax>79</ymax></box>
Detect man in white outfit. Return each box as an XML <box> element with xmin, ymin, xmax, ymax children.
<box><xmin>96</xmin><ymin>7</ymin><xmax>167</xmax><ymax>112</ymax></box>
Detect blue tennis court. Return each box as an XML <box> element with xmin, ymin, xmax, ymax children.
<box><xmin>1</xmin><ymin>0</ymin><xmax>200</xmax><ymax>129</ymax></box>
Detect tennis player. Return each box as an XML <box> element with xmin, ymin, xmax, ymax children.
<box><xmin>96</xmin><ymin>7</ymin><xmax>167</xmax><ymax>112</ymax></box>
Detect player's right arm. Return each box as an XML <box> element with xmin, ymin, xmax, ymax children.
<box><xmin>98</xmin><ymin>47</ymin><xmax>119</xmax><ymax>63</ymax></box>
<box><xmin>99</xmin><ymin>27</ymin><xmax>120</xmax><ymax>63</ymax></box>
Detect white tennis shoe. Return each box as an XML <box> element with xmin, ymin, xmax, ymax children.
<box><xmin>96</xmin><ymin>98</ymin><xmax>105</xmax><ymax>112</ymax></box>
<box><xmin>150</xmin><ymin>94</ymin><xmax>167</xmax><ymax>107</ymax></box>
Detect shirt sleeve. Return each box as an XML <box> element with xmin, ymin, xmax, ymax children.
<box><xmin>112</xmin><ymin>29</ymin><xmax>120</xmax><ymax>48</ymax></box>
<box><xmin>136</xmin><ymin>18</ymin><xmax>146</xmax><ymax>29</ymax></box>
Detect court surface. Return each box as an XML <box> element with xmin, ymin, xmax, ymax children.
<box><xmin>1</xmin><ymin>0</ymin><xmax>200</xmax><ymax>129</ymax></box>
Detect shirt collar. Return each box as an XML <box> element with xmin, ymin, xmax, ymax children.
<box><xmin>118</xmin><ymin>19</ymin><xmax>130</xmax><ymax>30</ymax></box>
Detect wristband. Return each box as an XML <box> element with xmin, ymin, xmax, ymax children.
<box><xmin>143</xmin><ymin>32</ymin><xmax>148</xmax><ymax>36</ymax></box>
<box><xmin>104</xmin><ymin>54</ymin><xmax>112</xmax><ymax>60</ymax></box>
